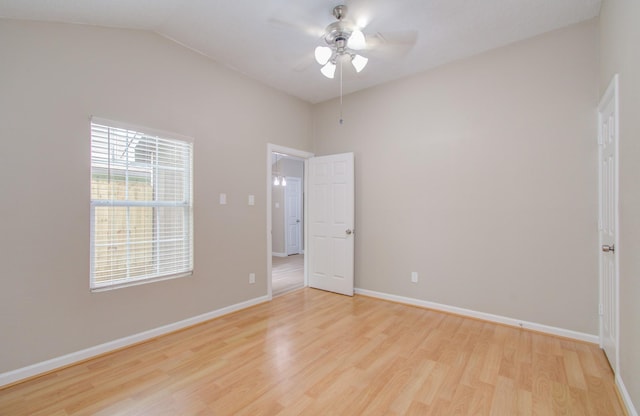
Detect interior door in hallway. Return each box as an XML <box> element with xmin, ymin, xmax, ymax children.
<box><xmin>285</xmin><ymin>177</ymin><xmax>302</xmax><ymax>255</ymax></box>
<box><xmin>308</xmin><ymin>153</ymin><xmax>354</xmax><ymax>296</ymax></box>
<box><xmin>598</xmin><ymin>74</ymin><xmax>619</xmax><ymax>373</ymax></box>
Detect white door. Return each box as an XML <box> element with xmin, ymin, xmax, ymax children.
<box><xmin>308</xmin><ymin>153</ymin><xmax>355</xmax><ymax>296</ymax></box>
<box><xmin>598</xmin><ymin>74</ymin><xmax>619</xmax><ymax>373</ymax></box>
<box><xmin>285</xmin><ymin>177</ymin><xmax>302</xmax><ymax>255</ymax></box>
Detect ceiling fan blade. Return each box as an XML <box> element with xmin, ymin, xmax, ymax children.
<box><xmin>364</xmin><ymin>30</ymin><xmax>418</xmax><ymax>58</ymax></box>
<box><xmin>272</xmin><ymin>50</ymin><xmax>317</xmax><ymax>73</ymax></box>
<box><xmin>365</xmin><ymin>30</ymin><xmax>418</xmax><ymax>49</ymax></box>
<box><xmin>292</xmin><ymin>54</ymin><xmax>316</xmax><ymax>72</ymax></box>
<box><xmin>267</xmin><ymin>17</ymin><xmax>325</xmax><ymax>38</ymax></box>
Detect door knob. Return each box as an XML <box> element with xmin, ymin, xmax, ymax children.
<box><xmin>345</xmin><ymin>229</ymin><xmax>352</xmax><ymax>235</ymax></box>
<box><xmin>602</xmin><ymin>244</ymin><xmax>615</xmax><ymax>253</ymax></box>
<box><xmin>296</xmin><ymin>219</ymin><xmax>300</xmax><ymax>223</ymax></box>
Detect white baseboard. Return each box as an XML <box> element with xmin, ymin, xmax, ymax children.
<box><xmin>617</xmin><ymin>373</ymin><xmax>638</xmax><ymax>416</ymax></box>
<box><xmin>0</xmin><ymin>295</ymin><xmax>269</xmax><ymax>388</ymax></box>
<box><xmin>273</xmin><ymin>252</ymin><xmax>305</xmax><ymax>257</ymax></box>
<box><xmin>355</xmin><ymin>288</ymin><xmax>599</xmax><ymax>344</ymax></box>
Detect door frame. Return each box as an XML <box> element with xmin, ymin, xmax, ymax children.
<box><xmin>285</xmin><ymin>176</ymin><xmax>303</xmax><ymax>256</ymax></box>
<box><xmin>597</xmin><ymin>74</ymin><xmax>620</xmax><ymax>375</ymax></box>
<box><xmin>267</xmin><ymin>144</ymin><xmax>314</xmax><ymax>300</ymax></box>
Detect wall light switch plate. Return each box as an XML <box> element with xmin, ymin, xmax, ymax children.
<box><xmin>411</xmin><ymin>272</ymin><xmax>418</xmax><ymax>283</ymax></box>
<box><xmin>249</xmin><ymin>273</ymin><xmax>255</xmax><ymax>284</ymax></box>
<box><xmin>248</xmin><ymin>195</ymin><xmax>255</xmax><ymax>206</ymax></box>
<box><xmin>219</xmin><ymin>193</ymin><xmax>227</xmax><ymax>205</ymax></box>
<box><xmin>275</xmin><ymin>202</ymin><xmax>279</xmax><ymax>209</ymax></box>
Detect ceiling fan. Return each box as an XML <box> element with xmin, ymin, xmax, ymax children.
<box><xmin>269</xmin><ymin>3</ymin><xmax>418</xmax><ymax>79</ymax></box>
<box><xmin>273</xmin><ymin>3</ymin><xmax>418</xmax><ymax>79</ymax></box>
<box><xmin>313</xmin><ymin>5</ymin><xmax>368</xmax><ymax>79</ymax></box>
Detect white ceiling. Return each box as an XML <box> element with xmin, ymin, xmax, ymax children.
<box><xmin>0</xmin><ymin>0</ymin><xmax>601</xmax><ymax>103</ymax></box>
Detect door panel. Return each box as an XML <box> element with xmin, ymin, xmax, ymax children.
<box><xmin>285</xmin><ymin>177</ymin><xmax>302</xmax><ymax>255</ymax></box>
<box><xmin>308</xmin><ymin>153</ymin><xmax>354</xmax><ymax>296</ymax></box>
<box><xmin>598</xmin><ymin>75</ymin><xmax>618</xmax><ymax>373</ymax></box>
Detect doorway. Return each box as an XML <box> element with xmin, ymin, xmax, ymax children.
<box><xmin>267</xmin><ymin>144</ymin><xmax>313</xmax><ymax>298</ymax></box>
<box><xmin>267</xmin><ymin>145</ymin><xmax>356</xmax><ymax>298</ymax></box>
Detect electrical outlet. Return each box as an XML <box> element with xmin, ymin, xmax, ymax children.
<box><xmin>411</xmin><ymin>272</ymin><xmax>418</xmax><ymax>283</ymax></box>
<box><xmin>249</xmin><ymin>273</ymin><xmax>255</xmax><ymax>284</ymax></box>
<box><xmin>248</xmin><ymin>195</ymin><xmax>255</xmax><ymax>206</ymax></box>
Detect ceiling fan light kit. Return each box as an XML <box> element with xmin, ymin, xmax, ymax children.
<box><xmin>320</xmin><ymin>61</ymin><xmax>337</xmax><ymax>78</ymax></box>
<box><xmin>348</xmin><ymin>29</ymin><xmax>366</xmax><ymax>50</ymax></box>
<box><xmin>351</xmin><ymin>54</ymin><xmax>368</xmax><ymax>72</ymax></box>
<box><xmin>314</xmin><ymin>5</ymin><xmax>368</xmax><ymax>79</ymax></box>
<box><xmin>314</xmin><ymin>46</ymin><xmax>332</xmax><ymax>65</ymax></box>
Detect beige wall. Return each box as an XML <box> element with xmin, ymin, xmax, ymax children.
<box><xmin>271</xmin><ymin>158</ymin><xmax>304</xmax><ymax>254</ymax></box>
<box><xmin>312</xmin><ymin>21</ymin><xmax>599</xmax><ymax>334</ymax></box>
<box><xmin>599</xmin><ymin>0</ymin><xmax>640</xmax><ymax>411</ymax></box>
<box><xmin>0</xmin><ymin>19</ymin><xmax>312</xmax><ymax>373</ymax></box>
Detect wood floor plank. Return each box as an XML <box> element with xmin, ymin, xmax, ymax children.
<box><xmin>489</xmin><ymin>376</ymin><xmax>517</xmax><ymax>415</ymax></box>
<box><xmin>517</xmin><ymin>388</ymin><xmax>533</xmax><ymax>416</ymax></box>
<box><xmin>0</xmin><ymin>288</ymin><xmax>626</xmax><ymax>415</ymax></box>
<box><xmin>467</xmin><ymin>381</ymin><xmax>494</xmax><ymax>415</ymax></box>
<box><xmin>415</xmin><ymin>360</ymin><xmax>451</xmax><ymax>406</ymax></box>
<box><xmin>563</xmin><ymin>349</ymin><xmax>588</xmax><ymax>390</ymax></box>
<box><xmin>388</xmin><ymin>359</ymin><xmax>436</xmax><ymax>414</ymax></box>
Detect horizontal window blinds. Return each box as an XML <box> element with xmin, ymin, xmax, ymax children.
<box><xmin>90</xmin><ymin>118</ymin><xmax>193</xmax><ymax>290</ymax></box>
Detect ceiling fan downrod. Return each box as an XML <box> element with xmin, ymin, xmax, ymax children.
<box><xmin>332</xmin><ymin>4</ymin><xmax>347</xmax><ymax>20</ymax></box>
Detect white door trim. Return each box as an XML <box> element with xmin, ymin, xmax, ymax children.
<box><xmin>597</xmin><ymin>74</ymin><xmax>620</xmax><ymax>375</ymax></box>
<box><xmin>267</xmin><ymin>144</ymin><xmax>314</xmax><ymax>300</ymax></box>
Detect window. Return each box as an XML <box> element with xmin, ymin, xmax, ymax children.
<box><xmin>90</xmin><ymin>117</ymin><xmax>193</xmax><ymax>290</ymax></box>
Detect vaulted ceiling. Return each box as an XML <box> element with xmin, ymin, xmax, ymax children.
<box><xmin>0</xmin><ymin>0</ymin><xmax>601</xmax><ymax>103</ymax></box>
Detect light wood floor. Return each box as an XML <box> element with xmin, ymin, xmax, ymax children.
<box><xmin>0</xmin><ymin>289</ymin><xmax>625</xmax><ymax>415</ymax></box>
<box><xmin>272</xmin><ymin>254</ymin><xmax>304</xmax><ymax>297</ymax></box>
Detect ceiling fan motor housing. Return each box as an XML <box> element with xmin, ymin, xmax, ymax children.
<box><xmin>324</xmin><ymin>5</ymin><xmax>357</xmax><ymax>55</ymax></box>
<box><xmin>324</xmin><ymin>21</ymin><xmax>354</xmax><ymax>51</ymax></box>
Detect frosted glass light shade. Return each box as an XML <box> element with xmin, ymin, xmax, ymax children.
<box><xmin>348</xmin><ymin>29</ymin><xmax>366</xmax><ymax>50</ymax></box>
<box><xmin>351</xmin><ymin>54</ymin><xmax>368</xmax><ymax>73</ymax></box>
<box><xmin>281</xmin><ymin>177</ymin><xmax>287</xmax><ymax>186</ymax></box>
<box><xmin>320</xmin><ymin>61</ymin><xmax>336</xmax><ymax>79</ymax></box>
<box><xmin>273</xmin><ymin>176</ymin><xmax>280</xmax><ymax>186</ymax></box>
<box><xmin>314</xmin><ymin>46</ymin><xmax>332</xmax><ymax>65</ymax></box>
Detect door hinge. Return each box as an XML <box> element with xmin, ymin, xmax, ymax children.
<box><xmin>599</xmin><ymin>304</ymin><xmax>604</xmax><ymax>316</ymax></box>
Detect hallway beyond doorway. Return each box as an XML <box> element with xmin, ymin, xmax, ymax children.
<box><xmin>272</xmin><ymin>254</ymin><xmax>304</xmax><ymax>296</ymax></box>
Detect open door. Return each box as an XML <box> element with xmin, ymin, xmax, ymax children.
<box><xmin>598</xmin><ymin>74</ymin><xmax>619</xmax><ymax>374</ymax></box>
<box><xmin>307</xmin><ymin>153</ymin><xmax>355</xmax><ymax>296</ymax></box>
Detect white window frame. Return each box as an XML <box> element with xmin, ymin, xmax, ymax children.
<box><xmin>90</xmin><ymin>117</ymin><xmax>194</xmax><ymax>291</ymax></box>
